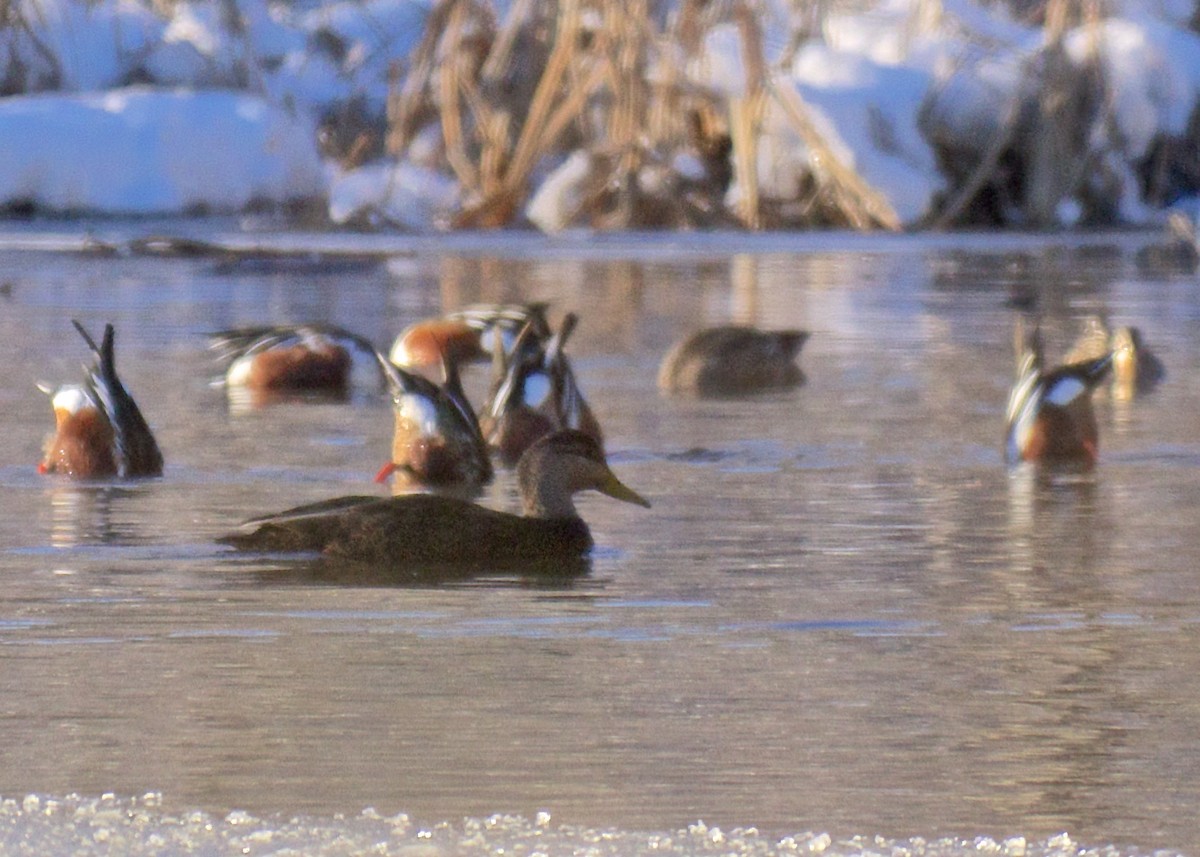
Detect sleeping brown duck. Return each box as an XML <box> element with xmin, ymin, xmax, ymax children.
<box><xmin>658</xmin><ymin>325</ymin><xmax>809</xmax><ymax>397</ymax></box>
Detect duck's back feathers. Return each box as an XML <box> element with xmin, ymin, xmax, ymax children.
<box><xmin>1005</xmin><ymin>351</ymin><xmax>1112</xmax><ymax>465</ymax></box>
<box><xmin>210</xmin><ymin>324</ymin><xmax>382</xmax><ymax>392</ymax></box>
<box><xmin>73</xmin><ymin>322</ymin><xmax>163</xmax><ymax>477</ymax></box>
<box><xmin>481</xmin><ymin>313</ymin><xmax>602</xmax><ymax>464</ymax></box>
<box><xmin>378</xmin><ymin>359</ymin><xmax>493</xmax><ymax>488</ymax></box>
<box><xmin>222</xmin><ymin>493</ymin><xmax>592</xmax><ymax>564</ymax></box>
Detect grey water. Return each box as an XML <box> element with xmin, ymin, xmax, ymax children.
<box><xmin>0</xmin><ymin>224</ymin><xmax>1197</xmax><ymax>855</ymax></box>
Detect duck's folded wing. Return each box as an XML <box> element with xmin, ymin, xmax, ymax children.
<box><xmin>219</xmin><ymin>495</ymin><xmax>383</xmax><ymax>552</ymax></box>
<box><xmin>241</xmin><ymin>495</ymin><xmax>383</xmax><ymax>525</ymax></box>
<box><xmin>321</xmin><ymin>498</ymin><xmax>592</xmax><ymax>565</ymax></box>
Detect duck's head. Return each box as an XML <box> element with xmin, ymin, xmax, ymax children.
<box><xmin>518</xmin><ymin>430</ymin><xmax>650</xmax><ymax>519</ymax></box>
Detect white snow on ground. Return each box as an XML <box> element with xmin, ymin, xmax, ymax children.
<box><xmin>0</xmin><ymin>88</ymin><xmax>323</xmax><ymax>215</ymax></box>
<box><xmin>790</xmin><ymin>43</ymin><xmax>943</xmax><ymax>224</ymax></box>
<box><xmin>1064</xmin><ymin>16</ymin><xmax>1200</xmax><ymax>158</ymax></box>
<box><xmin>0</xmin><ymin>0</ymin><xmax>1198</xmax><ymax>227</ymax></box>
<box><xmin>328</xmin><ymin>160</ymin><xmax>460</xmax><ymax>229</ymax></box>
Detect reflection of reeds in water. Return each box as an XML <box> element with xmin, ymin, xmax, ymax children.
<box><xmin>432</xmin><ymin>255</ymin><xmax>648</xmax><ymax>352</ymax></box>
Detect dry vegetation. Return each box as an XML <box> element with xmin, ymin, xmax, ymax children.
<box><xmin>2</xmin><ymin>0</ymin><xmax>1198</xmax><ymax>229</ymax></box>
<box><xmin>0</xmin><ymin>0</ymin><xmax>62</xmax><ymax>94</ymax></box>
<box><xmin>384</xmin><ymin>0</ymin><xmax>903</xmax><ymax>231</ymax></box>
<box><xmin>379</xmin><ymin>0</ymin><xmax>1200</xmax><ymax>231</ymax></box>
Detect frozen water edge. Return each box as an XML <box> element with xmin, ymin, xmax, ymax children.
<box><xmin>0</xmin><ymin>221</ymin><xmax>1172</xmax><ymax>262</ymax></box>
<box><xmin>0</xmin><ymin>794</ymin><xmax>1181</xmax><ymax>857</ymax></box>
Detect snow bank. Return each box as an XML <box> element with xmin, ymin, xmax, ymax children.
<box><xmin>1</xmin><ymin>0</ymin><xmax>1199</xmax><ymax>228</ymax></box>
<box><xmin>0</xmin><ymin>88</ymin><xmax>323</xmax><ymax>215</ymax></box>
<box><xmin>789</xmin><ymin>44</ymin><xmax>943</xmax><ymax>224</ymax></box>
<box><xmin>328</xmin><ymin>160</ymin><xmax>459</xmax><ymax>230</ymax></box>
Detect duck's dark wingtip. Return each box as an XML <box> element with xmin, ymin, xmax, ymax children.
<box><xmin>379</xmin><ymin>356</ymin><xmax>437</xmax><ymax>400</ymax></box>
<box><xmin>101</xmin><ymin>323</ymin><xmax>116</xmax><ymax>370</ymax></box>
<box><xmin>71</xmin><ymin>319</ymin><xmax>100</xmax><ymax>354</ymax></box>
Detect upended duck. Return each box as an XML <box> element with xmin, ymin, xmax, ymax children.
<box><xmin>220</xmin><ymin>430</ymin><xmax>649</xmax><ymax>566</ymax></box>
<box><xmin>1064</xmin><ymin>316</ymin><xmax>1164</xmax><ymax>399</ymax></box>
<box><xmin>39</xmin><ymin>320</ymin><xmax>163</xmax><ymax>479</ymax></box>
<box><xmin>481</xmin><ymin>312</ymin><xmax>603</xmax><ymax>466</ymax></box>
<box><xmin>372</xmin><ymin>351</ymin><xmax>492</xmax><ymax>491</ymax></box>
<box><xmin>1005</xmin><ymin>322</ymin><xmax>1114</xmax><ymax>466</ymax></box>
<box><xmin>388</xmin><ymin>302</ymin><xmax>550</xmax><ymax>374</ymax></box>
<box><xmin>208</xmin><ymin>324</ymin><xmax>384</xmax><ymax>396</ymax></box>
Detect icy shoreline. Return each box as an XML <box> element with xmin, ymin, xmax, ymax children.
<box><xmin>0</xmin><ymin>794</ymin><xmax>1181</xmax><ymax>857</ymax></box>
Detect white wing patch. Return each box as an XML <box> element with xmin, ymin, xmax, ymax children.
<box><xmin>397</xmin><ymin>394</ymin><xmax>441</xmax><ymax>436</ymax></box>
<box><xmin>226</xmin><ymin>354</ymin><xmax>255</xmax><ymax>387</ymax></box>
<box><xmin>388</xmin><ymin>338</ymin><xmax>414</xmax><ymax>367</ymax></box>
<box><xmin>1044</xmin><ymin>376</ymin><xmax>1086</xmax><ymax>407</ymax></box>
<box><xmin>523</xmin><ymin>373</ymin><xmax>551</xmax><ymax>408</ymax></box>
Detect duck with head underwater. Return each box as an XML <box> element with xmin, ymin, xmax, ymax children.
<box><xmin>388</xmin><ymin>302</ymin><xmax>551</xmax><ymax>378</ymax></box>
<box><xmin>1005</xmin><ymin>319</ymin><xmax>1114</xmax><ymax>466</ymax></box>
<box><xmin>208</xmin><ymin>324</ymin><xmax>384</xmax><ymax>400</ymax></box>
<box><xmin>220</xmin><ymin>429</ymin><xmax>650</xmax><ymax>568</ymax></box>
<box><xmin>372</xmin><ymin>347</ymin><xmax>493</xmax><ymax>492</ymax></box>
<box><xmin>480</xmin><ymin>312</ymin><xmax>603</xmax><ymax>466</ymax></box>
<box><xmin>39</xmin><ymin>320</ymin><xmax>163</xmax><ymax>479</ymax></box>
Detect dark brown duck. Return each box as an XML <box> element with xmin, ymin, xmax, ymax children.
<box><xmin>657</xmin><ymin>325</ymin><xmax>809</xmax><ymax>396</ymax></box>
<box><xmin>221</xmin><ymin>430</ymin><xmax>649</xmax><ymax>566</ymax></box>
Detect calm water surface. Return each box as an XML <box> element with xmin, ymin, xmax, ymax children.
<box><xmin>0</xmin><ymin>227</ymin><xmax>1197</xmax><ymax>854</ymax></box>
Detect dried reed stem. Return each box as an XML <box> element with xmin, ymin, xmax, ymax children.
<box><xmin>387</xmin><ymin>0</ymin><xmax>460</xmax><ymax>156</ymax></box>
<box><xmin>438</xmin><ymin>1</ymin><xmax>485</xmax><ymax>193</ymax></box>
<box><xmin>729</xmin><ymin>93</ymin><xmax>764</xmax><ymax>229</ymax></box>
<box><xmin>768</xmin><ymin>77</ymin><xmax>901</xmax><ymax>231</ymax></box>
<box><xmin>727</xmin><ymin>1</ymin><xmax>769</xmax><ymax>228</ymax></box>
